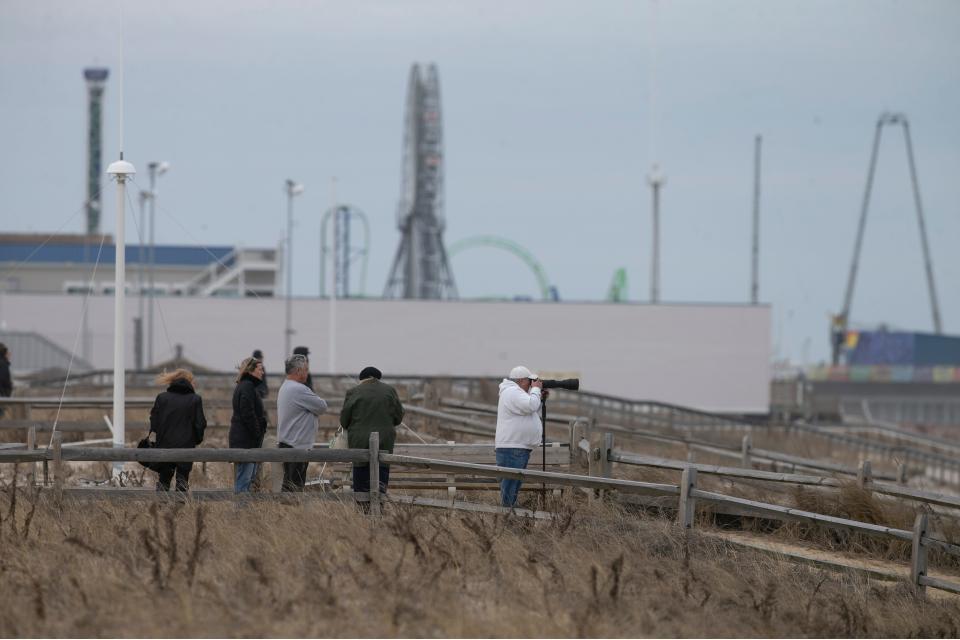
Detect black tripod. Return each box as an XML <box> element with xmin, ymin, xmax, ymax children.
<box><xmin>541</xmin><ymin>397</ymin><xmax>548</xmax><ymax>472</ymax></box>
<box><xmin>540</xmin><ymin>396</ymin><xmax>548</xmax><ymax>502</ymax></box>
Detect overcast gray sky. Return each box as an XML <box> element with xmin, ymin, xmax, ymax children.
<box><xmin>1</xmin><ymin>0</ymin><xmax>958</xmax><ymax>365</ymax></box>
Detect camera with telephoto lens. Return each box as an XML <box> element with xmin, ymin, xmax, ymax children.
<box><xmin>541</xmin><ymin>378</ymin><xmax>580</xmax><ymax>391</ymax></box>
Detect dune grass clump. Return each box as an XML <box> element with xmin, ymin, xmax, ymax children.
<box><xmin>1</xmin><ymin>484</ymin><xmax>959</xmax><ymax>638</ymax></box>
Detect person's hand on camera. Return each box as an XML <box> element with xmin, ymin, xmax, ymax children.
<box><xmin>541</xmin><ymin>388</ymin><xmax>550</xmax><ymax>400</ymax></box>
<box><xmin>531</xmin><ymin>379</ymin><xmax>543</xmax><ymax>390</ymax></box>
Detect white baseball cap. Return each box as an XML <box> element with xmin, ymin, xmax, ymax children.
<box><xmin>509</xmin><ymin>365</ymin><xmax>539</xmax><ymax>380</ymax></box>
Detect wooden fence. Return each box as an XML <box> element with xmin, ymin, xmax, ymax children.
<box><xmin>570</xmin><ymin>425</ymin><xmax>960</xmax><ymax>512</ymax></box>
<box><xmin>774</xmin><ymin>421</ymin><xmax>960</xmax><ymax>486</ymax></box>
<box><xmin>577</xmin><ymin>436</ymin><xmax>960</xmax><ymax>595</ymax></box>
<box><xmin>0</xmin><ymin>429</ymin><xmax>958</xmax><ymax>595</ymax></box>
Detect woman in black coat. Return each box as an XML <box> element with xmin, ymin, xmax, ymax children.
<box><xmin>0</xmin><ymin>343</ymin><xmax>11</xmax><ymax>418</ymax></box>
<box><xmin>230</xmin><ymin>357</ymin><xmax>268</xmax><ymax>492</ymax></box>
<box><xmin>149</xmin><ymin>369</ymin><xmax>207</xmax><ymax>491</ymax></box>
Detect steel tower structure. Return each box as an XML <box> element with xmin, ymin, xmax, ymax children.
<box><xmin>83</xmin><ymin>68</ymin><xmax>109</xmax><ymax>235</ymax></box>
<box><xmin>383</xmin><ymin>63</ymin><xmax>457</xmax><ymax>299</ymax></box>
<box><xmin>831</xmin><ymin>112</ymin><xmax>943</xmax><ymax>364</ymax></box>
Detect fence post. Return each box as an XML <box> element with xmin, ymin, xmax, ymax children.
<box><xmin>586</xmin><ymin>427</ymin><xmax>604</xmax><ymax>501</ymax></box>
<box><xmin>446</xmin><ymin>440</ymin><xmax>456</xmax><ymax>505</ymax></box>
<box><xmin>857</xmin><ymin>460</ymin><xmax>872</xmax><ymax>491</ymax></box>
<box><xmin>422</xmin><ymin>382</ymin><xmax>440</xmax><ymax>432</ymax></box>
<box><xmin>52</xmin><ymin>431</ymin><xmax>63</xmax><ymax>495</ymax></box>
<box><xmin>741</xmin><ymin>434</ymin><xmax>752</xmax><ymax>468</ymax></box>
<box><xmin>910</xmin><ymin>513</ymin><xmax>928</xmax><ymax>594</ymax></box>
<box><xmin>586</xmin><ymin>443</ymin><xmax>599</xmax><ymax>501</ymax></box>
<box><xmin>600</xmin><ymin>433</ymin><xmax>613</xmax><ymax>479</ymax></box>
<box><xmin>592</xmin><ymin>432</ymin><xmax>613</xmax><ymax>500</ymax></box>
<box><xmin>897</xmin><ymin>462</ymin><xmax>907</xmax><ymax>485</ymax></box>
<box><xmin>568</xmin><ymin>420</ymin><xmax>585</xmax><ymax>470</ymax></box>
<box><xmin>551</xmin><ymin>442</ymin><xmax>563</xmax><ymax>498</ymax></box>
<box><xmin>369</xmin><ymin>432</ymin><xmax>381</xmax><ymax>516</ymax></box>
<box><xmin>678</xmin><ymin>467</ymin><xmax>697</xmax><ymax>529</ymax></box>
<box><xmin>267</xmin><ymin>435</ymin><xmax>283</xmax><ymax>493</ymax></box>
<box><xmin>26</xmin><ymin>426</ymin><xmax>36</xmax><ymax>487</ymax></box>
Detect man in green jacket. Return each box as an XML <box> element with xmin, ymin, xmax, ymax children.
<box><xmin>341</xmin><ymin>366</ymin><xmax>404</xmax><ymax>495</ymax></box>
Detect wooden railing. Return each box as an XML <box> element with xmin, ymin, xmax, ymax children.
<box><xmin>572</xmin><ymin>433</ymin><xmax>960</xmax><ymax>595</ymax></box>
<box><xmin>0</xmin><ymin>428</ymin><xmax>958</xmax><ymax>595</ymax></box>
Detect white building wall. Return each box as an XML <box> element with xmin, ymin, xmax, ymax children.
<box><xmin>0</xmin><ymin>293</ymin><xmax>771</xmax><ymax>413</ymax></box>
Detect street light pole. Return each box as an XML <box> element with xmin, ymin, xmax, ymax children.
<box><xmin>647</xmin><ymin>164</ymin><xmax>666</xmax><ymax>303</ymax></box>
<box><xmin>135</xmin><ymin>189</ymin><xmax>148</xmax><ymax>370</ymax></box>
<box><xmin>284</xmin><ymin>179</ymin><xmax>304</xmax><ymax>357</ymax></box>
<box><xmin>145</xmin><ymin>160</ymin><xmax>169</xmax><ymax>368</ymax></box>
<box><xmin>751</xmin><ymin>135</ymin><xmax>762</xmax><ymax>305</ymax></box>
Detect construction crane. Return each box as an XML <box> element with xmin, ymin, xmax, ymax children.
<box><xmin>832</xmin><ymin>113</ymin><xmax>943</xmax><ymax>364</ymax></box>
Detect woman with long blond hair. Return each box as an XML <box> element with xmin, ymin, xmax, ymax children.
<box><xmin>149</xmin><ymin>368</ymin><xmax>207</xmax><ymax>491</ymax></box>
<box><xmin>229</xmin><ymin>356</ymin><xmax>268</xmax><ymax>492</ymax></box>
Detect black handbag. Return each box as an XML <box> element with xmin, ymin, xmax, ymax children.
<box><xmin>137</xmin><ymin>433</ymin><xmax>159</xmax><ymax>471</ymax></box>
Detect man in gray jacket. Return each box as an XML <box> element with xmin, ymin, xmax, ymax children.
<box><xmin>277</xmin><ymin>354</ymin><xmax>328</xmax><ymax>491</ymax></box>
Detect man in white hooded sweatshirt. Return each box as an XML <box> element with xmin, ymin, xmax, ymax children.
<box><xmin>495</xmin><ymin>365</ymin><xmax>548</xmax><ymax>507</ymax></box>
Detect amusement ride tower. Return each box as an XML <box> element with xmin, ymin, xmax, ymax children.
<box><xmin>83</xmin><ymin>68</ymin><xmax>109</xmax><ymax>235</ymax></box>
<box><xmin>383</xmin><ymin>63</ymin><xmax>457</xmax><ymax>299</ymax></box>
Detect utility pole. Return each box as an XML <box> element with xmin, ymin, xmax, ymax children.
<box><xmin>328</xmin><ymin>177</ymin><xmax>337</xmax><ymax>373</ymax></box>
<box><xmin>284</xmin><ymin>179</ymin><xmax>304</xmax><ymax>357</ymax></box>
<box><xmin>648</xmin><ymin>164</ymin><xmax>665</xmax><ymax>303</ymax></box>
<box><xmin>751</xmin><ymin>135</ymin><xmax>762</xmax><ymax>305</ymax></box>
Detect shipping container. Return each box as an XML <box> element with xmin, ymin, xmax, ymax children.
<box><xmin>847</xmin><ymin>330</ymin><xmax>960</xmax><ymax>366</ymax></box>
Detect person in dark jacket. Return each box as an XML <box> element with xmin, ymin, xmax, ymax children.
<box><xmin>292</xmin><ymin>345</ymin><xmax>313</xmax><ymax>391</ymax></box>
<box><xmin>230</xmin><ymin>357</ymin><xmax>268</xmax><ymax>492</ymax></box>
<box><xmin>0</xmin><ymin>343</ymin><xmax>11</xmax><ymax>418</ymax></box>
<box><xmin>340</xmin><ymin>366</ymin><xmax>404</xmax><ymax>495</ymax></box>
<box><xmin>251</xmin><ymin>349</ymin><xmax>268</xmax><ymax>399</ymax></box>
<box><xmin>149</xmin><ymin>368</ymin><xmax>207</xmax><ymax>492</ymax></box>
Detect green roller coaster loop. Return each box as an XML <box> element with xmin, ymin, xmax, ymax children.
<box><xmin>447</xmin><ymin>235</ymin><xmax>554</xmax><ymax>301</ymax></box>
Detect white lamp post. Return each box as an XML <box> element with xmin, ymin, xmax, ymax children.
<box><xmin>107</xmin><ymin>157</ymin><xmax>136</xmax><ymax>478</ymax></box>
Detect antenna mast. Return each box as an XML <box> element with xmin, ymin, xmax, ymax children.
<box><xmin>106</xmin><ymin>4</ymin><xmax>135</xmax><ymax>478</ymax></box>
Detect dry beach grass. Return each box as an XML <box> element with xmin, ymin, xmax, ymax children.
<box><xmin>1</xmin><ymin>485</ymin><xmax>959</xmax><ymax>638</ymax></box>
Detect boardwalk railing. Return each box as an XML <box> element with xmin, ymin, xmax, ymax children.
<box><xmin>777</xmin><ymin>421</ymin><xmax>960</xmax><ymax>486</ymax></box>
<box><xmin>586</xmin><ymin>420</ymin><xmax>901</xmax><ymax>481</ymax></box>
<box><xmin>418</xmin><ymin>398</ymin><xmax>957</xmax><ymax>488</ymax></box>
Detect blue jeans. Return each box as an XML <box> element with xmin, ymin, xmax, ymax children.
<box><xmin>496</xmin><ymin>448</ymin><xmax>531</xmax><ymax>507</ymax></box>
<box><xmin>235</xmin><ymin>462</ymin><xmax>258</xmax><ymax>493</ymax></box>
